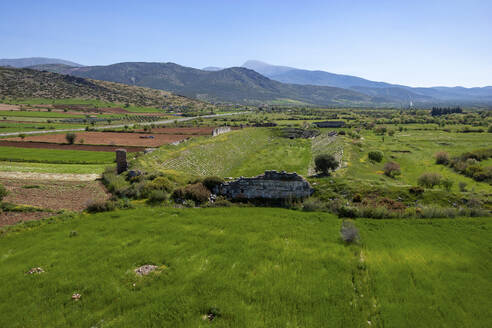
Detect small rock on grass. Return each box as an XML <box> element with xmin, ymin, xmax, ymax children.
<box><xmin>72</xmin><ymin>293</ymin><xmax>81</xmax><ymax>301</ymax></box>
<box><xmin>27</xmin><ymin>267</ymin><xmax>44</xmax><ymax>274</ymax></box>
<box><xmin>134</xmin><ymin>264</ymin><xmax>159</xmax><ymax>276</ymax></box>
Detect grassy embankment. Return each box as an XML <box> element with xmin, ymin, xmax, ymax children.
<box><xmin>0</xmin><ymin>207</ymin><xmax>489</xmax><ymax>327</ymax></box>
<box><xmin>137</xmin><ymin>128</ymin><xmax>312</xmax><ymax>178</ymax></box>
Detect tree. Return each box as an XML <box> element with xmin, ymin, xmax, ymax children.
<box><xmin>315</xmin><ymin>154</ymin><xmax>339</xmax><ymax>175</ymax></box>
<box><xmin>65</xmin><ymin>132</ymin><xmax>76</xmax><ymax>144</ymax></box>
<box><xmin>368</xmin><ymin>151</ymin><xmax>383</xmax><ymax>162</ymax></box>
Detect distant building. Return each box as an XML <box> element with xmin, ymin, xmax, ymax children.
<box><xmin>313</xmin><ymin>121</ymin><xmax>346</xmax><ymax>128</ymax></box>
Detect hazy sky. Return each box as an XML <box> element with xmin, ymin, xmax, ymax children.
<box><xmin>1</xmin><ymin>0</ymin><xmax>491</xmax><ymax>87</ymax></box>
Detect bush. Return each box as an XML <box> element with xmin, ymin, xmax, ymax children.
<box><xmin>0</xmin><ymin>184</ymin><xmax>8</xmax><ymax>201</ymax></box>
<box><xmin>368</xmin><ymin>151</ymin><xmax>383</xmax><ymax>162</ymax></box>
<box><xmin>202</xmin><ymin>176</ymin><xmax>224</xmax><ymax>192</ymax></box>
<box><xmin>417</xmin><ymin>172</ymin><xmax>442</xmax><ymax>188</ymax></box>
<box><xmin>149</xmin><ymin>176</ymin><xmax>174</xmax><ymax>193</ymax></box>
<box><xmin>302</xmin><ymin>198</ymin><xmax>325</xmax><ymax>212</ymax></box>
<box><xmin>86</xmin><ymin>200</ymin><xmax>115</xmax><ymax>213</ymax></box>
<box><xmin>172</xmin><ymin>183</ymin><xmax>210</xmax><ymax>204</ymax></box>
<box><xmin>374</xmin><ymin>126</ymin><xmax>387</xmax><ymax>135</ymax></box>
<box><xmin>147</xmin><ymin>190</ymin><xmax>168</xmax><ymax>204</ymax></box>
<box><xmin>383</xmin><ymin>161</ymin><xmax>401</xmax><ymax>178</ymax></box>
<box><xmin>435</xmin><ymin>151</ymin><xmax>450</xmax><ymax>165</ymax></box>
<box><xmin>409</xmin><ymin>186</ymin><xmax>424</xmax><ymax>195</ymax></box>
<box><xmin>315</xmin><ymin>154</ymin><xmax>339</xmax><ymax>175</ymax></box>
<box><xmin>458</xmin><ymin>181</ymin><xmax>467</xmax><ymax>192</ymax></box>
<box><xmin>65</xmin><ymin>132</ymin><xmax>76</xmax><ymax>144</ymax></box>
<box><xmin>340</xmin><ymin>220</ymin><xmax>360</xmax><ymax>243</ymax></box>
<box><xmin>441</xmin><ymin>178</ymin><xmax>453</xmax><ymax>191</ymax></box>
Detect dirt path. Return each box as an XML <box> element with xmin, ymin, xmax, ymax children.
<box><xmin>0</xmin><ymin>172</ymin><xmax>100</xmax><ymax>181</ymax></box>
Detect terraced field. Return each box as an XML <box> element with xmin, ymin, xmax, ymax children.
<box><xmin>138</xmin><ymin>128</ymin><xmax>313</xmax><ymax>177</ymax></box>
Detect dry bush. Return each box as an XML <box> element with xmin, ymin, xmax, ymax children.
<box><xmin>383</xmin><ymin>161</ymin><xmax>401</xmax><ymax>178</ymax></box>
<box><xmin>340</xmin><ymin>220</ymin><xmax>360</xmax><ymax>243</ymax></box>
<box><xmin>435</xmin><ymin>151</ymin><xmax>450</xmax><ymax>165</ymax></box>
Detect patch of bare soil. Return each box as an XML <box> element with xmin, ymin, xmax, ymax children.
<box><xmin>0</xmin><ymin>211</ymin><xmax>51</xmax><ymax>227</ymax></box>
<box><xmin>1</xmin><ymin>178</ymin><xmax>110</xmax><ymax>211</ymax></box>
<box><xmin>0</xmin><ymin>104</ymin><xmax>20</xmax><ymax>111</ymax></box>
<box><xmin>0</xmin><ymin>172</ymin><xmax>100</xmax><ymax>181</ymax></box>
<box><xmin>6</xmin><ymin>131</ymin><xmax>190</xmax><ymax>147</ymax></box>
<box><xmin>0</xmin><ymin>140</ymin><xmax>145</xmax><ymax>152</ymax></box>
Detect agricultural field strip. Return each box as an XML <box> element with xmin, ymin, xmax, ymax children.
<box><xmin>0</xmin><ymin>112</ymin><xmax>247</xmax><ymax>137</ymax></box>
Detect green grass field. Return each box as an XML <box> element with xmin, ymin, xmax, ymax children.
<box><xmin>0</xmin><ymin>146</ymin><xmax>114</xmax><ymax>164</ymax></box>
<box><xmin>0</xmin><ymin>207</ymin><xmax>489</xmax><ymax>327</ymax></box>
<box><xmin>138</xmin><ymin>128</ymin><xmax>312</xmax><ymax>177</ymax></box>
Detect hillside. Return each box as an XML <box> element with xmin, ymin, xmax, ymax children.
<box><xmin>242</xmin><ymin>60</ymin><xmax>492</xmax><ymax>105</ymax></box>
<box><xmin>0</xmin><ymin>67</ymin><xmax>211</xmax><ymax>109</ymax></box>
<box><xmin>29</xmin><ymin>62</ymin><xmax>384</xmax><ymax>106</ymax></box>
<box><xmin>0</xmin><ymin>57</ymin><xmax>83</xmax><ymax>68</ymax></box>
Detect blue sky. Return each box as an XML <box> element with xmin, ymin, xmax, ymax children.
<box><xmin>1</xmin><ymin>0</ymin><xmax>491</xmax><ymax>87</ymax></box>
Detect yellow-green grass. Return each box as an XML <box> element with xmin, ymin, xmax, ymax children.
<box><xmin>0</xmin><ymin>146</ymin><xmax>114</xmax><ymax>164</ymax></box>
<box><xmin>338</xmin><ymin>129</ymin><xmax>492</xmax><ymax>194</ymax></box>
<box><xmin>137</xmin><ymin>128</ymin><xmax>312</xmax><ymax>178</ymax></box>
<box><xmin>0</xmin><ymin>207</ymin><xmax>489</xmax><ymax>327</ymax></box>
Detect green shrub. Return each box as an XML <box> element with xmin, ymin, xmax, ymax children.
<box><xmin>409</xmin><ymin>186</ymin><xmax>424</xmax><ymax>195</ymax></box>
<box><xmin>315</xmin><ymin>154</ymin><xmax>339</xmax><ymax>175</ymax></box>
<box><xmin>383</xmin><ymin>161</ymin><xmax>401</xmax><ymax>178</ymax></box>
<box><xmin>147</xmin><ymin>190</ymin><xmax>168</xmax><ymax>204</ymax></box>
<box><xmin>418</xmin><ymin>172</ymin><xmax>442</xmax><ymax>188</ymax></box>
<box><xmin>435</xmin><ymin>151</ymin><xmax>450</xmax><ymax>165</ymax></box>
<box><xmin>65</xmin><ymin>132</ymin><xmax>76</xmax><ymax>144</ymax></box>
<box><xmin>86</xmin><ymin>200</ymin><xmax>115</xmax><ymax>213</ymax></box>
<box><xmin>368</xmin><ymin>151</ymin><xmax>383</xmax><ymax>162</ymax></box>
<box><xmin>459</xmin><ymin>181</ymin><xmax>467</xmax><ymax>192</ymax></box>
<box><xmin>150</xmin><ymin>176</ymin><xmax>174</xmax><ymax>193</ymax></box>
<box><xmin>441</xmin><ymin>178</ymin><xmax>453</xmax><ymax>191</ymax></box>
<box><xmin>203</xmin><ymin>176</ymin><xmax>224</xmax><ymax>191</ymax></box>
<box><xmin>0</xmin><ymin>184</ymin><xmax>8</xmax><ymax>201</ymax></box>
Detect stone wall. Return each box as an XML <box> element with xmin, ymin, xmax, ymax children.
<box><xmin>212</xmin><ymin>126</ymin><xmax>231</xmax><ymax>136</ymax></box>
<box><xmin>214</xmin><ymin>170</ymin><xmax>313</xmax><ymax>200</ymax></box>
<box><xmin>116</xmin><ymin>149</ymin><xmax>127</xmax><ymax>174</ymax></box>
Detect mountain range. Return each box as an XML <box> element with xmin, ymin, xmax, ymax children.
<box><xmin>0</xmin><ymin>57</ymin><xmax>83</xmax><ymax>68</ymax></box>
<box><xmin>1</xmin><ymin>57</ymin><xmax>491</xmax><ymax>107</ymax></box>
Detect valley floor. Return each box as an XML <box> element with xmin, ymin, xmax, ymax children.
<box><xmin>0</xmin><ymin>207</ymin><xmax>490</xmax><ymax>327</ymax></box>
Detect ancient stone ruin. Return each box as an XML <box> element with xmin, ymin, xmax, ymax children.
<box><xmin>214</xmin><ymin>170</ymin><xmax>313</xmax><ymax>201</ymax></box>
<box><xmin>116</xmin><ymin>149</ymin><xmax>128</xmax><ymax>174</ymax></box>
<box><xmin>212</xmin><ymin>126</ymin><xmax>231</xmax><ymax>136</ymax></box>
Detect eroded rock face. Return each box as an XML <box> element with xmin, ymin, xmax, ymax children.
<box><xmin>214</xmin><ymin>171</ymin><xmax>313</xmax><ymax>200</ymax></box>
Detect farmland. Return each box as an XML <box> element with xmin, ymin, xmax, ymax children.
<box><xmin>0</xmin><ymin>207</ymin><xmax>490</xmax><ymax>327</ymax></box>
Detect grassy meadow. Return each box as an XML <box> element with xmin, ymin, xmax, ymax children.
<box><xmin>0</xmin><ymin>207</ymin><xmax>490</xmax><ymax>327</ymax></box>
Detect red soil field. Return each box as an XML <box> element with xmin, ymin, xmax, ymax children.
<box><xmin>0</xmin><ymin>140</ymin><xmax>145</xmax><ymax>152</ymax></box>
<box><xmin>6</xmin><ymin>131</ymin><xmax>191</xmax><ymax>147</ymax></box>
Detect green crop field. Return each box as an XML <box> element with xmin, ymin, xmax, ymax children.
<box><xmin>138</xmin><ymin>128</ymin><xmax>312</xmax><ymax>177</ymax></box>
<box><xmin>0</xmin><ymin>146</ymin><xmax>114</xmax><ymax>164</ymax></box>
<box><xmin>0</xmin><ymin>207</ymin><xmax>489</xmax><ymax>327</ymax></box>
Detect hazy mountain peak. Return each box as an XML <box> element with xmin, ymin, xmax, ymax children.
<box><xmin>242</xmin><ymin>60</ymin><xmax>294</xmax><ymax>76</ymax></box>
<box><xmin>0</xmin><ymin>57</ymin><xmax>84</xmax><ymax>68</ymax></box>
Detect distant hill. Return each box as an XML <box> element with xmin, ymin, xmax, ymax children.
<box><xmin>30</xmin><ymin>62</ymin><xmax>382</xmax><ymax>106</ymax></box>
<box><xmin>0</xmin><ymin>57</ymin><xmax>83</xmax><ymax>68</ymax></box>
<box><xmin>242</xmin><ymin>60</ymin><xmax>492</xmax><ymax>105</ymax></box>
<box><xmin>202</xmin><ymin>66</ymin><xmax>223</xmax><ymax>71</ymax></box>
<box><xmin>0</xmin><ymin>67</ymin><xmax>210</xmax><ymax>110</ymax></box>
